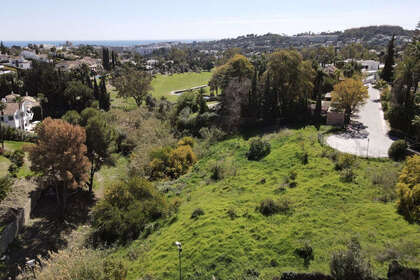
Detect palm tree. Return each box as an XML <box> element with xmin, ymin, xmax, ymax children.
<box><xmin>0</xmin><ymin>101</ymin><xmax>6</xmax><ymax>150</ymax></box>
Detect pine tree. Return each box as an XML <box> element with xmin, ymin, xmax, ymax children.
<box><xmin>99</xmin><ymin>78</ymin><xmax>110</xmax><ymax>111</ymax></box>
<box><xmin>313</xmin><ymin>69</ymin><xmax>324</xmax><ymax>125</ymax></box>
<box><xmin>262</xmin><ymin>73</ymin><xmax>276</xmax><ymax>124</ymax></box>
<box><xmin>381</xmin><ymin>35</ymin><xmax>395</xmax><ymax>83</ymax></box>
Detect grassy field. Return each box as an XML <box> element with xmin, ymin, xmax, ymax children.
<box><xmin>113</xmin><ymin>126</ymin><xmax>419</xmax><ymax>279</ymax></box>
<box><xmin>110</xmin><ymin>71</ymin><xmax>213</xmax><ymax>110</ymax></box>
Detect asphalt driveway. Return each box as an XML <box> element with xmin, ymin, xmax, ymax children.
<box><xmin>326</xmin><ymin>85</ymin><xmax>394</xmax><ymax>158</ymax></box>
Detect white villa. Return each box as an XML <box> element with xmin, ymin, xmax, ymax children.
<box><xmin>0</xmin><ymin>93</ymin><xmax>38</xmax><ymax>131</ymax></box>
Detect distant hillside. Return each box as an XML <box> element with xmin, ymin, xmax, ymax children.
<box><xmin>339</xmin><ymin>25</ymin><xmax>412</xmax><ymax>41</ymax></box>
<box><xmin>185</xmin><ymin>25</ymin><xmax>414</xmax><ymax>52</ymax></box>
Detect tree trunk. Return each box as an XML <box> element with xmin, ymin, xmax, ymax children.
<box><xmin>55</xmin><ymin>185</ymin><xmax>61</xmax><ymax>217</ymax></box>
<box><xmin>62</xmin><ymin>184</ymin><xmax>67</xmax><ymax>219</ymax></box>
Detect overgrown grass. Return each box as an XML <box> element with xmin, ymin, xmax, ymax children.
<box><xmin>111</xmin><ymin>126</ymin><xmax>419</xmax><ymax>279</ymax></box>
<box><xmin>110</xmin><ymin>71</ymin><xmax>213</xmax><ymax>110</ymax></box>
<box><xmin>0</xmin><ymin>141</ymin><xmax>33</xmax><ymax>178</ymax></box>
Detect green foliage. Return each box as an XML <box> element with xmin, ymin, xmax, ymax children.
<box><xmin>330</xmin><ymin>238</ymin><xmax>374</xmax><ymax>280</ymax></box>
<box><xmin>10</xmin><ymin>150</ymin><xmax>24</xmax><ymax>167</ymax></box>
<box><xmin>0</xmin><ymin>176</ymin><xmax>12</xmax><ymax>202</ymax></box>
<box><xmin>8</xmin><ymin>163</ymin><xmax>18</xmax><ymax>177</ymax></box>
<box><xmin>21</xmin><ymin>248</ymin><xmax>127</xmax><ymax>280</ymax></box>
<box><xmin>148</xmin><ymin>142</ymin><xmax>197</xmax><ymax>180</ymax></box>
<box><xmin>258</xmin><ymin>198</ymin><xmax>291</xmax><ymax>216</ymax></box>
<box><xmin>191</xmin><ymin>208</ymin><xmax>205</xmax><ymax>219</ymax></box>
<box><xmin>334</xmin><ymin>154</ymin><xmax>356</xmax><ymax>170</ymax></box>
<box><xmin>246</xmin><ymin>137</ymin><xmax>271</xmax><ymax>161</ymax></box>
<box><xmin>92</xmin><ymin>177</ymin><xmax>169</xmax><ymax>244</ymax></box>
<box><xmin>386</xmin><ymin>106</ymin><xmax>413</xmax><ymax>132</ymax></box>
<box><xmin>396</xmin><ymin>155</ymin><xmax>420</xmax><ymax>222</ymax></box>
<box><xmin>295</xmin><ymin>242</ymin><xmax>314</xmax><ymax>267</ymax></box>
<box><xmin>63</xmin><ymin>80</ymin><xmax>94</xmax><ymax>112</ymax></box>
<box><xmin>388</xmin><ymin>140</ymin><xmax>407</xmax><ymax>161</ymax></box>
<box><xmin>62</xmin><ymin>110</ymin><xmax>82</xmax><ymax>125</ymax></box>
<box><xmin>340</xmin><ymin>168</ymin><xmax>355</xmax><ymax>183</ymax></box>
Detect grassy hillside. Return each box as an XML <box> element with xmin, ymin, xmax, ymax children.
<box><xmin>114</xmin><ymin>126</ymin><xmax>420</xmax><ymax>279</ymax></box>
<box><xmin>110</xmin><ymin>71</ymin><xmax>212</xmax><ymax>110</ymax></box>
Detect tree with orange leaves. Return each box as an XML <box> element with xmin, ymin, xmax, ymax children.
<box><xmin>29</xmin><ymin>118</ymin><xmax>90</xmax><ymax>217</ymax></box>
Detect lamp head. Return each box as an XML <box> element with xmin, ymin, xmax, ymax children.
<box><xmin>175</xmin><ymin>241</ymin><xmax>182</xmax><ymax>249</ymax></box>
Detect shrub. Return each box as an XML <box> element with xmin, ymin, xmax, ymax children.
<box><xmin>258</xmin><ymin>198</ymin><xmax>291</xmax><ymax>216</ymax></box>
<box><xmin>396</xmin><ymin>155</ymin><xmax>420</xmax><ymax>222</ymax></box>
<box><xmin>92</xmin><ymin>177</ymin><xmax>169</xmax><ymax>244</ymax></box>
<box><xmin>246</xmin><ymin>137</ymin><xmax>271</xmax><ymax>161</ymax></box>
<box><xmin>335</xmin><ymin>154</ymin><xmax>356</xmax><ymax>171</ymax></box>
<box><xmin>340</xmin><ymin>168</ymin><xmax>355</xmax><ymax>183</ymax></box>
<box><xmin>388</xmin><ymin>140</ymin><xmax>407</xmax><ymax>161</ymax></box>
<box><xmin>295</xmin><ymin>242</ymin><xmax>314</xmax><ymax>267</ymax></box>
<box><xmin>178</xmin><ymin>136</ymin><xmax>195</xmax><ymax>147</ymax></box>
<box><xmin>0</xmin><ymin>176</ymin><xmax>12</xmax><ymax>202</ymax></box>
<box><xmin>20</xmin><ymin>248</ymin><xmax>127</xmax><ymax>280</ymax></box>
<box><xmin>191</xmin><ymin>208</ymin><xmax>205</xmax><ymax>219</ymax></box>
<box><xmin>210</xmin><ymin>163</ymin><xmax>225</xmax><ymax>181</ymax></box>
<box><xmin>289</xmin><ymin>170</ymin><xmax>297</xmax><ymax>181</ymax></box>
<box><xmin>149</xmin><ymin>142</ymin><xmax>197</xmax><ymax>180</ymax></box>
<box><xmin>8</xmin><ymin>164</ymin><xmax>18</xmax><ymax>177</ymax></box>
<box><xmin>330</xmin><ymin>238</ymin><xmax>374</xmax><ymax>280</ymax></box>
<box><xmin>10</xmin><ymin>150</ymin><xmax>24</xmax><ymax>167</ymax></box>
<box><xmin>386</xmin><ymin>106</ymin><xmax>412</xmax><ymax>132</ymax></box>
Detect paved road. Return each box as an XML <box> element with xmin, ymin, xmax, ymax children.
<box><xmin>326</xmin><ymin>85</ymin><xmax>394</xmax><ymax>158</ymax></box>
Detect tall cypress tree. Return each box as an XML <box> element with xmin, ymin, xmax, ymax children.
<box><xmin>102</xmin><ymin>48</ymin><xmax>110</xmax><ymax>71</ymax></box>
<box><xmin>93</xmin><ymin>78</ymin><xmax>99</xmax><ymax>100</ymax></box>
<box><xmin>381</xmin><ymin>35</ymin><xmax>395</xmax><ymax>83</ymax></box>
<box><xmin>99</xmin><ymin>78</ymin><xmax>110</xmax><ymax>111</ymax></box>
<box><xmin>111</xmin><ymin>51</ymin><xmax>116</xmax><ymax>69</ymax></box>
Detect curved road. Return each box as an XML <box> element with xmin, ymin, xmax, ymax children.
<box><xmin>326</xmin><ymin>85</ymin><xmax>394</xmax><ymax>158</ymax></box>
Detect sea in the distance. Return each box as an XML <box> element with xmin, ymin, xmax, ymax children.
<box><xmin>2</xmin><ymin>40</ymin><xmax>203</xmax><ymax>48</ymax></box>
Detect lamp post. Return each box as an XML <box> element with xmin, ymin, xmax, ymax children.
<box><xmin>175</xmin><ymin>241</ymin><xmax>182</xmax><ymax>280</ymax></box>
<box><xmin>366</xmin><ymin>137</ymin><xmax>370</xmax><ymax>158</ymax></box>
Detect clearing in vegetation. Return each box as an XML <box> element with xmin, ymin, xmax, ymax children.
<box><xmin>112</xmin><ymin>126</ymin><xmax>419</xmax><ymax>279</ymax></box>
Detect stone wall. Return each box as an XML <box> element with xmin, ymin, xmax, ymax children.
<box><xmin>0</xmin><ymin>179</ymin><xmax>40</xmax><ymax>255</ymax></box>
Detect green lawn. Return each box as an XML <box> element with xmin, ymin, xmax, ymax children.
<box><xmin>114</xmin><ymin>126</ymin><xmax>420</xmax><ymax>279</ymax></box>
<box><xmin>151</xmin><ymin>71</ymin><xmax>212</xmax><ymax>102</ymax></box>
<box><xmin>93</xmin><ymin>154</ymin><xmax>129</xmax><ymax>197</ymax></box>
<box><xmin>110</xmin><ymin>71</ymin><xmax>213</xmax><ymax>110</ymax></box>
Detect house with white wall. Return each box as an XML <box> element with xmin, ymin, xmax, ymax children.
<box><xmin>0</xmin><ymin>93</ymin><xmax>38</xmax><ymax>131</ymax></box>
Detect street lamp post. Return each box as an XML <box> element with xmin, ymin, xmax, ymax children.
<box><xmin>175</xmin><ymin>241</ymin><xmax>182</xmax><ymax>280</ymax></box>
<box><xmin>366</xmin><ymin>138</ymin><xmax>370</xmax><ymax>158</ymax></box>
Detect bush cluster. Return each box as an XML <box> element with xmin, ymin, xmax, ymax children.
<box><xmin>148</xmin><ymin>137</ymin><xmax>197</xmax><ymax>180</ymax></box>
<box><xmin>258</xmin><ymin>198</ymin><xmax>291</xmax><ymax>216</ymax></box>
<box><xmin>246</xmin><ymin>137</ymin><xmax>271</xmax><ymax>161</ymax></box>
<box><xmin>92</xmin><ymin>177</ymin><xmax>169</xmax><ymax>244</ymax></box>
<box><xmin>0</xmin><ymin>126</ymin><xmax>37</xmax><ymax>142</ymax></box>
<box><xmin>19</xmin><ymin>248</ymin><xmax>127</xmax><ymax>280</ymax></box>
<box><xmin>334</xmin><ymin>154</ymin><xmax>356</xmax><ymax>171</ymax></box>
<box><xmin>330</xmin><ymin>238</ymin><xmax>373</xmax><ymax>280</ymax></box>
<box><xmin>0</xmin><ymin>176</ymin><xmax>12</xmax><ymax>202</ymax></box>
<box><xmin>396</xmin><ymin>155</ymin><xmax>420</xmax><ymax>222</ymax></box>
<box><xmin>388</xmin><ymin>140</ymin><xmax>407</xmax><ymax>161</ymax></box>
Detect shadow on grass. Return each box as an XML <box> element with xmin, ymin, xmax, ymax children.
<box><xmin>5</xmin><ymin>188</ymin><xmax>95</xmax><ymax>279</ymax></box>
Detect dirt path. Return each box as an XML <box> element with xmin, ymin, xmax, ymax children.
<box><xmin>326</xmin><ymin>85</ymin><xmax>394</xmax><ymax>158</ymax></box>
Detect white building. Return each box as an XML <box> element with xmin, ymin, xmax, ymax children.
<box><xmin>0</xmin><ymin>93</ymin><xmax>38</xmax><ymax>131</ymax></box>
<box><xmin>359</xmin><ymin>60</ymin><xmax>380</xmax><ymax>72</ymax></box>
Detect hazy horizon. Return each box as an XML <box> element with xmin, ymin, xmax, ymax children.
<box><xmin>1</xmin><ymin>0</ymin><xmax>419</xmax><ymax>41</ymax></box>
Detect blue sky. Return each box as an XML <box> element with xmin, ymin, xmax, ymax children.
<box><xmin>1</xmin><ymin>0</ymin><xmax>419</xmax><ymax>40</ymax></box>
